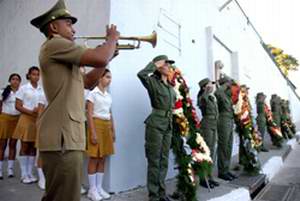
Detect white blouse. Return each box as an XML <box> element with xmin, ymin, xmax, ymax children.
<box><xmin>16</xmin><ymin>82</ymin><xmax>43</xmax><ymax>111</ymax></box>
<box><xmin>0</xmin><ymin>89</ymin><xmax>20</xmax><ymax>115</ymax></box>
<box><xmin>38</xmin><ymin>91</ymin><xmax>48</xmax><ymax>107</ymax></box>
<box><xmin>86</xmin><ymin>86</ymin><xmax>112</xmax><ymax>120</ymax></box>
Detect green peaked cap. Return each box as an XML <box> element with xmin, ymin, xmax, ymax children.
<box><xmin>30</xmin><ymin>0</ymin><xmax>77</xmax><ymax>31</ymax></box>
<box><xmin>152</xmin><ymin>55</ymin><xmax>175</xmax><ymax>64</ymax></box>
<box><xmin>198</xmin><ymin>78</ymin><xmax>215</xmax><ymax>88</ymax></box>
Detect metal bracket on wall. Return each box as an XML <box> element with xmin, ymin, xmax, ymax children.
<box><xmin>157</xmin><ymin>8</ymin><xmax>182</xmax><ymax>55</ymax></box>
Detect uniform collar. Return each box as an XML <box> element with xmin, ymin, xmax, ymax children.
<box><xmin>94</xmin><ymin>86</ymin><xmax>108</xmax><ymax>96</ymax></box>
<box><xmin>27</xmin><ymin>82</ymin><xmax>41</xmax><ymax>90</ymax></box>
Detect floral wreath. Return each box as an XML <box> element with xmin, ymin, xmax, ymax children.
<box><xmin>168</xmin><ymin>67</ymin><xmax>212</xmax><ymax>201</ymax></box>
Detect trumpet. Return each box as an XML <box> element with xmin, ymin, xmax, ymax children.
<box><xmin>74</xmin><ymin>31</ymin><xmax>157</xmax><ymax>50</ymax></box>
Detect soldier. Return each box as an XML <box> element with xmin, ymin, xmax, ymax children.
<box><xmin>256</xmin><ymin>92</ymin><xmax>269</xmax><ymax>152</ymax></box>
<box><xmin>270</xmin><ymin>94</ymin><xmax>282</xmax><ymax>129</ymax></box>
<box><xmin>280</xmin><ymin>99</ymin><xmax>294</xmax><ymax>139</ymax></box>
<box><xmin>137</xmin><ymin>55</ymin><xmax>176</xmax><ymax>201</ymax></box>
<box><xmin>197</xmin><ymin>78</ymin><xmax>219</xmax><ymax>188</ymax></box>
<box><xmin>30</xmin><ymin>0</ymin><xmax>119</xmax><ymax>200</ymax></box>
<box><xmin>215</xmin><ymin>75</ymin><xmax>237</xmax><ymax>181</ymax></box>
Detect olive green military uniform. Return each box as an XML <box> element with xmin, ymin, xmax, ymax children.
<box><xmin>270</xmin><ymin>95</ymin><xmax>282</xmax><ymax>128</ymax></box>
<box><xmin>197</xmin><ymin>78</ymin><xmax>218</xmax><ymax>168</ymax></box>
<box><xmin>215</xmin><ymin>81</ymin><xmax>234</xmax><ymax>176</ymax></box>
<box><xmin>31</xmin><ymin>1</ymin><xmax>86</xmax><ymax>201</ymax></box>
<box><xmin>281</xmin><ymin>99</ymin><xmax>294</xmax><ymax>139</ymax></box>
<box><xmin>256</xmin><ymin>93</ymin><xmax>267</xmax><ymax>147</ymax></box>
<box><xmin>137</xmin><ymin>57</ymin><xmax>176</xmax><ymax>201</ymax></box>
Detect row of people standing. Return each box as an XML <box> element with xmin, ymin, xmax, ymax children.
<box><xmin>0</xmin><ymin>67</ymin><xmax>116</xmax><ymax>201</ymax></box>
<box><xmin>0</xmin><ymin>67</ymin><xmax>43</xmax><ymax>184</ymax></box>
<box><xmin>197</xmin><ymin>76</ymin><xmax>237</xmax><ymax>189</ymax></box>
<box><xmin>197</xmin><ymin>75</ymin><xmax>296</xmax><ymax>190</ymax></box>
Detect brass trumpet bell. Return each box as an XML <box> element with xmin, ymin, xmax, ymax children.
<box><xmin>74</xmin><ymin>31</ymin><xmax>157</xmax><ymax>50</ymax></box>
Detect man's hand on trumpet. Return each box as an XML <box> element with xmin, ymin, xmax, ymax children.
<box><xmin>106</xmin><ymin>24</ymin><xmax>120</xmax><ymax>42</ymax></box>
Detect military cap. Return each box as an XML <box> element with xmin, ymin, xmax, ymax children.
<box><xmin>256</xmin><ymin>92</ymin><xmax>266</xmax><ymax>97</ymax></box>
<box><xmin>218</xmin><ymin>74</ymin><xmax>232</xmax><ymax>85</ymax></box>
<box><xmin>240</xmin><ymin>84</ymin><xmax>250</xmax><ymax>90</ymax></box>
<box><xmin>152</xmin><ymin>55</ymin><xmax>175</xmax><ymax>64</ymax></box>
<box><xmin>198</xmin><ymin>78</ymin><xmax>215</xmax><ymax>88</ymax></box>
<box><xmin>30</xmin><ymin>0</ymin><xmax>77</xmax><ymax>31</ymax></box>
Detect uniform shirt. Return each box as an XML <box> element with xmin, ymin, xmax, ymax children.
<box><xmin>215</xmin><ymin>85</ymin><xmax>234</xmax><ymax>118</ymax></box>
<box><xmin>198</xmin><ymin>91</ymin><xmax>218</xmax><ymax>128</ymax></box>
<box><xmin>86</xmin><ymin>87</ymin><xmax>112</xmax><ymax>120</ymax></box>
<box><xmin>16</xmin><ymin>82</ymin><xmax>43</xmax><ymax>111</ymax></box>
<box><xmin>37</xmin><ymin>34</ymin><xmax>87</xmax><ymax>151</ymax></box>
<box><xmin>137</xmin><ymin>62</ymin><xmax>176</xmax><ymax>131</ymax></box>
<box><xmin>38</xmin><ymin>91</ymin><xmax>48</xmax><ymax>107</ymax></box>
<box><xmin>0</xmin><ymin>89</ymin><xmax>20</xmax><ymax>115</ymax></box>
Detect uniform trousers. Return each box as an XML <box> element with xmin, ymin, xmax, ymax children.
<box><xmin>40</xmin><ymin>150</ymin><xmax>83</xmax><ymax>201</ymax></box>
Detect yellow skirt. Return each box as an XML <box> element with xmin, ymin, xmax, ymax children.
<box><xmin>0</xmin><ymin>113</ymin><xmax>19</xmax><ymax>139</ymax></box>
<box><xmin>12</xmin><ymin>114</ymin><xmax>37</xmax><ymax>142</ymax></box>
<box><xmin>87</xmin><ymin>118</ymin><xmax>114</xmax><ymax>158</ymax></box>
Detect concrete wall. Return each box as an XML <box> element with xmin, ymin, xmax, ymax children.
<box><xmin>1</xmin><ymin>0</ymin><xmax>300</xmax><ymax>193</ymax></box>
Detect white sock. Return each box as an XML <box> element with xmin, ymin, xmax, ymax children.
<box><xmin>28</xmin><ymin>156</ymin><xmax>36</xmax><ymax>176</ymax></box>
<box><xmin>18</xmin><ymin>156</ymin><xmax>28</xmax><ymax>178</ymax></box>
<box><xmin>96</xmin><ymin>172</ymin><xmax>104</xmax><ymax>190</ymax></box>
<box><xmin>37</xmin><ymin>168</ymin><xmax>45</xmax><ymax>181</ymax></box>
<box><xmin>88</xmin><ymin>174</ymin><xmax>97</xmax><ymax>191</ymax></box>
<box><xmin>8</xmin><ymin>160</ymin><xmax>14</xmax><ymax>170</ymax></box>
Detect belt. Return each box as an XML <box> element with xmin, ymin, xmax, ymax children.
<box><xmin>152</xmin><ymin>108</ymin><xmax>172</xmax><ymax>118</ymax></box>
<box><xmin>203</xmin><ymin>115</ymin><xmax>218</xmax><ymax>120</ymax></box>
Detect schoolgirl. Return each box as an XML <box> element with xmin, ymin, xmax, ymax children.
<box><xmin>86</xmin><ymin>69</ymin><xmax>115</xmax><ymax>201</ymax></box>
<box><xmin>13</xmin><ymin>66</ymin><xmax>43</xmax><ymax>184</ymax></box>
<box><xmin>0</xmin><ymin>73</ymin><xmax>22</xmax><ymax>179</ymax></box>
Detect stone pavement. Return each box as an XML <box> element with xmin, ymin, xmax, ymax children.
<box><xmin>0</xmin><ymin>136</ymin><xmax>298</xmax><ymax>201</ymax></box>
<box><xmin>254</xmin><ymin>140</ymin><xmax>300</xmax><ymax>201</ymax></box>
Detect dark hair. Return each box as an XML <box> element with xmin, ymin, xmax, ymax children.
<box><xmin>90</xmin><ymin>69</ymin><xmax>111</xmax><ymax>90</ymax></box>
<box><xmin>2</xmin><ymin>73</ymin><xmax>22</xmax><ymax>102</ymax></box>
<box><xmin>26</xmin><ymin>66</ymin><xmax>40</xmax><ymax>80</ymax></box>
<box><xmin>100</xmin><ymin>69</ymin><xmax>111</xmax><ymax>78</ymax></box>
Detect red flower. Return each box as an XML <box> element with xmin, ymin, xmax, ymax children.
<box><xmin>175</xmin><ymin>100</ymin><xmax>183</xmax><ymax>109</ymax></box>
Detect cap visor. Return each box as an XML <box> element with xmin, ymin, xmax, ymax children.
<box><xmin>57</xmin><ymin>16</ymin><xmax>77</xmax><ymax>24</ymax></box>
<box><xmin>166</xmin><ymin>60</ymin><xmax>175</xmax><ymax>64</ymax></box>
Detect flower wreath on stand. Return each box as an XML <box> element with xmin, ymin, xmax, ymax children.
<box><xmin>231</xmin><ymin>83</ymin><xmax>261</xmax><ymax>174</ymax></box>
<box><xmin>168</xmin><ymin>67</ymin><xmax>212</xmax><ymax>201</ymax></box>
<box><xmin>264</xmin><ymin>104</ymin><xmax>284</xmax><ymax>147</ymax></box>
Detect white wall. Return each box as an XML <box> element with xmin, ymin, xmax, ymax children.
<box><xmin>1</xmin><ymin>0</ymin><xmax>300</xmax><ymax>193</ymax></box>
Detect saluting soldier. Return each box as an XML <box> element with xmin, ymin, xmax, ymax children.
<box><xmin>256</xmin><ymin>92</ymin><xmax>269</xmax><ymax>152</ymax></box>
<box><xmin>30</xmin><ymin>0</ymin><xmax>119</xmax><ymax>200</ymax></box>
<box><xmin>137</xmin><ymin>55</ymin><xmax>176</xmax><ymax>201</ymax></box>
<box><xmin>215</xmin><ymin>75</ymin><xmax>237</xmax><ymax>181</ymax></box>
<box><xmin>197</xmin><ymin>78</ymin><xmax>219</xmax><ymax>188</ymax></box>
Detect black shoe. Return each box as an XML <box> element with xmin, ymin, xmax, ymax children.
<box><xmin>160</xmin><ymin>195</ymin><xmax>172</xmax><ymax>201</ymax></box>
<box><xmin>209</xmin><ymin>179</ymin><xmax>220</xmax><ymax>187</ymax></box>
<box><xmin>261</xmin><ymin>147</ymin><xmax>269</xmax><ymax>152</ymax></box>
<box><xmin>200</xmin><ymin>180</ymin><xmax>214</xmax><ymax>189</ymax></box>
<box><xmin>228</xmin><ymin>172</ymin><xmax>238</xmax><ymax>179</ymax></box>
<box><xmin>0</xmin><ymin>176</ymin><xmax>3</xmax><ymax>180</ymax></box>
<box><xmin>218</xmin><ymin>174</ymin><xmax>233</xmax><ymax>181</ymax></box>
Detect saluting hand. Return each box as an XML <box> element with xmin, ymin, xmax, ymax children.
<box><xmin>154</xmin><ymin>60</ymin><xmax>166</xmax><ymax>69</ymax></box>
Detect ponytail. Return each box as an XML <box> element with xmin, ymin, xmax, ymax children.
<box><xmin>2</xmin><ymin>73</ymin><xmax>21</xmax><ymax>102</ymax></box>
<box><xmin>2</xmin><ymin>85</ymin><xmax>12</xmax><ymax>102</ymax></box>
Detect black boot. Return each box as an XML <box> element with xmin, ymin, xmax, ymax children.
<box><xmin>218</xmin><ymin>173</ymin><xmax>233</xmax><ymax>181</ymax></box>
<box><xmin>209</xmin><ymin>179</ymin><xmax>220</xmax><ymax>187</ymax></box>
